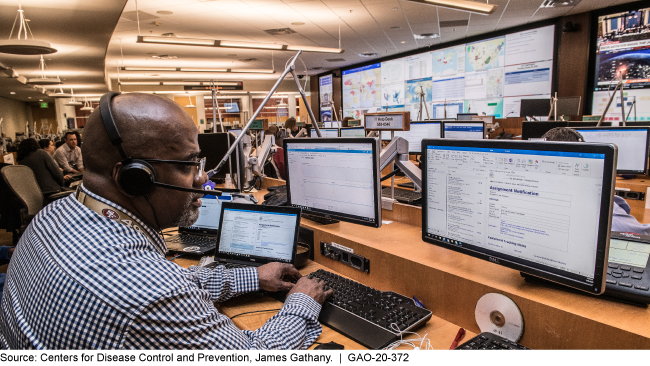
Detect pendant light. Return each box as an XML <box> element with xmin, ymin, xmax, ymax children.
<box><xmin>26</xmin><ymin>55</ymin><xmax>61</xmax><ymax>85</ymax></box>
<box><xmin>65</xmin><ymin>89</ymin><xmax>82</xmax><ymax>106</ymax></box>
<box><xmin>0</xmin><ymin>3</ymin><xmax>57</xmax><ymax>55</ymax></box>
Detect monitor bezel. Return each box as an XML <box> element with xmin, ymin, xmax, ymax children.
<box><xmin>310</xmin><ymin>128</ymin><xmax>340</xmax><ymax>138</ymax></box>
<box><xmin>420</xmin><ymin>139</ymin><xmax>616</xmax><ymax>295</ymax></box>
<box><xmin>442</xmin><ymin>121</ymin><xmax>486</xmax><ymax>139</ymax></box>
<box><xmin>570</xmin><ymin>126</ymin><xmax>650</xmax><ymax>175</ymax></box>
<box><xmin>339</xmin><ymin>126</ymin><xmax>366</xmax><ymax>138</ymax></box>
<box><xmin>214</xmin><ymin>202</ymin><xmax>302</xmax><ymax>265</ymax></box>
<box><xmin>380</xmin><ymin>121</ymin><xmax>443</xmax><ymax>147</ymax></box>
<box><xmin>284</xmin><ymin>137</ymin><xmax>382</xmax><ymax>228</ymax></box>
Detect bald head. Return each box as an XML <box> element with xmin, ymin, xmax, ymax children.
<box><xmin>83</xmin><ymin>93</ymin><xmax>197</xmax><ymax>177</ymax></box>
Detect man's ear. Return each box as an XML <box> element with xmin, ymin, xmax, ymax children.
<box><xmin>111</xmin><ymin>162</ymin><xmax>133</xmax><ymax>197</ymax></box>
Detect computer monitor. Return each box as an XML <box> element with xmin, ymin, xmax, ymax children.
<box><xmin>198</xmin><ymin>133</ymin><xmax>238</xmax><ymax>180</ymax></box>
<box><xmin>340</xmin><ymin>127</ymin><xmax>366</xmax><ymax>138</ymax></box>
<box><xmin>555</xmin><ymin>97</ymin><xmax>581</xmax><ymax>117</ymax></box>
<box><xmin>572</xmin><ymin>127</ymin><xmax>650</xmax><ymax>174</ymax></box>
<box><xmin>521</xmin><ymin>121</ymin><xmax>568</xmax><ymax>140</ymax></box>
<box><xmin>520</xmin><ymin>99</ymin><xmax>551</xmax><ymax>117</ymax></box>
<box><xmin>471</xmin><ymin>115</ymin><xmax>495</xmax><ymax>125</ymax></box>
<box><xmin>216</xmin><ymin>202</ymin><xmax>300</xmax><ymax>265</ymax></box>
<box><xmin>421</xmin><ymin>139</ymin><xmax>617</xmax><ymax>295</ymax></box>
<box><xmin>184</xmin><ymin>191</ymin><xmax>235</xmax><ymax>233</ymax></box>
<box><xmin>223</xmin><ymin>102</ymin><xmax>240</xmax><ymax>113</ymax></box>
<box><xmin>442</xmin><ymin>122</ymin><xmax>484</xmax><ymax>139</ymax></box>
<box><xmin>284</xmin><ymin>138</ymin><xmax>382</xmax><ymax>228</ymax></box>
<box><xmin>456</xmin><ymin>113</ymin><xmax>478</xmax><ymax>121</ymax></box>
<box><xmin>311</xmin><ymin>128</ymin><xmax>339</xmax><ymax>138</ymax></box>
<box><xmin>380</xmin><ymin>122</ymin><xmax>442</xmax><ymax>154</ymax></box>
<box><xmin>322</xmin><ymin>121</ymin><xmax>333</xmax><ymax>128</ymax></box>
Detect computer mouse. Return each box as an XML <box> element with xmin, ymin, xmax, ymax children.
<box><xmin>314</xmin><ymin>341</ymin><xmax>344</xmax><ymax>350</ymax></box>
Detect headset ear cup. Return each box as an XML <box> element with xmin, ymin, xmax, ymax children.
<box><xmin>117</xmin><ymin>160</ymin><xmax>156</xmax><ymax>196</ymax></box>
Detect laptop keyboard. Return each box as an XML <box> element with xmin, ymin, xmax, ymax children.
<box><xmin>167</xmin><ymin>234</ymin><xmax>217</xmax><ymax>248</ymax></box>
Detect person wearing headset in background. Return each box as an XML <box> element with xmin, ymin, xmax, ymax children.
<box><xmin>0</xmin><ymin>93</ymin><xmax>332</xmax><ymax>350</ymax></box>
<box><xmin>541</xmin><ymin>127</ymin><xmax>650</xmax><ymax>236</ymax></box>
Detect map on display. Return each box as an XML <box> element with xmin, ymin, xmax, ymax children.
<box><xmin>465</xmin><ymin>37</ymin><xmax>506</xmax><ymax>72</ymax></box>
<box><xmin>339</xmin><ymin>25</ymin><xmax>555</xmax><ymax>120</ymax></box>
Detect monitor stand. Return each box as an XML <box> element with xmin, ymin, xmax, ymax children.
<box><xmin>397</xmin><ymin>182</ymin><xmax>415</xmax><ymax>189</ymax></box>
<box><xmin>520</xmin><ymin>272</ymin><xmax>647</xmax><ymax>307</ymax></box>
<box><xmin>301</xmin><ymin>212</ymin><xmax>340</xmax><ymax>225</ymax></box>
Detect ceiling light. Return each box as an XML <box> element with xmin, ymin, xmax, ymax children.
<box><xmin>359</xmin><ymin>52</ymin><xmax>379</xmax><ymax>58</ymax></box>
<box><xmin>539</xmin><ymin>0</ymin><xmax>581</xmax><ymax>7</ymax></box>
<box><xmin>119</xmin><ymin>81</ymin><xmax>161</xmax><ymax>85</ymax></box>
<box><xmin>138</xmin><ymin>36</ymin><xmax>215</xmax><ymax>46</ymax></box>
<box><xmin>138</xmin><ymin>35</ymin><xmax>344</xmax><ymax>54</ymax></box>
<box><xmin>65</xmin><ymin>89</ymin><xmax>82</xmax><ymax>106</ymax></box>
<box><xmin>179</xmin><ymin>68</ymin><xmax>228</xmax><ymax>72</ymax></box>
<box><xmin>122</xmin><ymin>66</ymin><xmax>177</xmax><ymax>71</ymax></box>
<box><xmin>405</xmin><ymin>0</ymin><xmax>497</xmax><ymax>15</ymax></box>
<box><xmin>230</xmin><ymin>69</ymin><xmax>275</xmax><ymax>74</ymax></box>
<box><xmin>185</xmin><ymin>97</ymin><xmax>196</xmax><ymax>108</ymax></box>
<box><xmin>220</xmin><ymin>41</ymin><xmax>284</xmax><ymax>50</ymax></box>
<box><xmin>414</xmin><ymin>33</ymin><xmax>440</xmax><ymax>39</ymax></box>
<box><xmin>162</xmin><ymin>81</ymin><xmax>202</xmax><ymax>86</ymax></box>
<box><xmin>26</xmin><ymin>56</ymin><xmax>62</xmax><ymax>85</ymax></box>
<box><xmin>0</xmin><ymin>4</ymin><xmax>57</xmax><ymax>55</ymax></box>
<box><xmin>157</xmin><ymin>10</ymin><xmax>173</xmax><ymax>15</ymax></box>
<box><xmin>10</xmin><ymin>92</ymin><xmax>16</xmax><ymax>95</ymax></box>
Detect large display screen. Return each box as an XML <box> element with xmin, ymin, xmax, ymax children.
<box><xmin>592</xmin><ymin>7</ymin><xmax>650</xmax><ymax>122</ymax></box>
<box><xmin>341</xmin><ymin>24</ymin><xmax>555</xmax><ymax>121</ymax></box>
<box><xmin>319</xmin><ymin>74</ymin><xmax>333</xmax><ymax>122</ymax></box>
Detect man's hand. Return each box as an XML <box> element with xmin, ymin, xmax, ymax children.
<box><xmin>287</xmin><ymin>277</ymin><xmax>334</xmax><ymax>305</ymax></box>
<box><xmin>64</xmin><ymin>175</ymin><xmax>72</xmax><ymax>181</ymax></box>
<box><xmin>257</xmin><ymin>262</ymin><xmax>301</xmax><ymax>292</ymax></box>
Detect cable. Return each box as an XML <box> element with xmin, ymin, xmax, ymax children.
<box><xmin>230</xmin><ymin>309</ymin><xmax>281</xmax><ymax>320</ymax></box>
<box><xmin>168</xmin><ymin>253</ymin><xmax>185</xmax><ymax>261</ymax></box>
<box><xmin>382</xmin><ymin>323</ymin><xmax>433</xmax><ymax>350</ymax></box>
<box><xmin>381</xmin><ymin>168</ymin><xmax>402</xmax><ymax>182</ymax></box>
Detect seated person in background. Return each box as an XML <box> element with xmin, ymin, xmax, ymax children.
<box><xmin>1</xmin><ymin>93</ymin><xmax>331</xmax><ymax>349</ymax></box>
<box><xmin>283</xmin><ymin>117</ymin><xmax>299</xmax><ymax>137</ymax></box>
<box><xmin>38</xmin><ymin>138</ymin><xmax>56</xmax><ymax>156</ymax></box>
<box><xmin>0</xmin><ymin>246</ymin><xmax>14</xmax><ymax>297</ymax></box>
<box><xmin>17</xmin><ymin>138</ymin><xmax>69</xmax><ymax>197</ymax></box>
<box><xmin>53</xmin><ymin>131</ymin><xmax>84</xmax><ymax>174</ymax></box>
<box><xmin>542</xmin><ymin>127</ymin><xmax>650</xmax><ymax>235</ymax></box>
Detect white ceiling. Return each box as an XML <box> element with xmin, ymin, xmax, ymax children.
<box><xmin>0</xmin><ymin>0</ymin><xmax>643</xmax><ymax>102</ymax></box>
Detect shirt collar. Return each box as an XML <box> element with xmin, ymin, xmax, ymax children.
<box><xmin>79</xmin><ymin>184</ymin><xmax>167</xmax><ymax>255</ymax></box>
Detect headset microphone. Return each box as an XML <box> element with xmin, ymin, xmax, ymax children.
<box><xmin>99</xmin><ymin>92</ymin><xmax>215</xmax><ymax>197</ymax></box>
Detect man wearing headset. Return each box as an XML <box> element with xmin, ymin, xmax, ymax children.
<box><xmin>0</xmin><ymin>93</ymin><xmax>332</xmax><ymax>349</ymax></box>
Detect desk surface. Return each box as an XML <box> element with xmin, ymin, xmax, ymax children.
<box><xmin>172</xmin><ymin>257</ymin><xmax>474</xmax><ymax>350</ymax></box>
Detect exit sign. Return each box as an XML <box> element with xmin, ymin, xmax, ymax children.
<box><xmin>40</xmin><ymin>102</ymin><xmax>48</xmax><ymax>108</ymax></box>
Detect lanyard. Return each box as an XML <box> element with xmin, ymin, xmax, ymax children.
<box><xmin>76</xmin><ymin>188</ymin><xmax>158</xmax><ymax>245</ymax></box>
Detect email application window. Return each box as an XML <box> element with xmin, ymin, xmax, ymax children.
<box><xmin>426</xmin><ymin>146</ymin><xmax>605</xmax><ymax>278</ymax></box>
<box><xmin>219</xmin><ymin>208</ymin><xmax>296</xmax><ymax>262</ymax></box>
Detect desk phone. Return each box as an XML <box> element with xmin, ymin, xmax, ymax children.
<box><xmin>605</xmin><ymin>232</ymin><xmax>650</xmax><ymax>305</ymax></box>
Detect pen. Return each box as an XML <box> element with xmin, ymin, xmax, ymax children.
<box><xmin>449</xmin><ymin>327</ymin><xmax>466</xmax><ymax>350</ymax></box>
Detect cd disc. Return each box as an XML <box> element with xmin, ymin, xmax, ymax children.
<box><xmin>475</xmin><ymin>293</ymin><xmax>524</xmax><ymax>342</ymax></box>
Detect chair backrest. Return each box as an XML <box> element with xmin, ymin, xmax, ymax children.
<box><xmin>1</xmin><ymin>165</ymin><xmax>43</xmax><ymax>216</ymax></box>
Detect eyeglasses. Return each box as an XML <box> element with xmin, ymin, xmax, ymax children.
<box><xmin>140</xmin><ymin>157</ymin><xmax>206</xmax><ymax>180</ymax></box>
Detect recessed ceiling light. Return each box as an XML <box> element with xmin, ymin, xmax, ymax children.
<box><xmin>390</xmin><ymin>26</ymin><xmax>402</xmax><ymax>30</ymax></box>
<box><xmin>414</xmin><ymin>33</ymin><xmax>439</xmax><ymax>39</ymax></box>
<box><xmin>401</xmin><ymin>41</ymin><xmax>406</xmax><ymax>44</ymax></box>
<box><xmin>359</xmin><ymin>52</ymin><xmax>379</xmax><ymax>58</ymax></box>
<box><xmin>157</xmin><ymin>10</ymin><xmax>173</xmax><ymax>15</ymax></box>
<box><xmin>10</xmin><ymin>92</ymin><xmax>15</xmax><ymax>94</ymax></box>
<box><xmin>539</xmin><ymin>0</ymin><xmax>581</xmax><ymax>7</ymax></box>
<box><xmin>291</xmin><ymin>22</ymin><xmax>305</xmax><ymax>26</ymax></box>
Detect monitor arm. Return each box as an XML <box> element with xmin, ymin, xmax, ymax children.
<box><xmin>251</xmin><ymin>134</ymin><xmax>276</xmax><ymax>177</ymax></box>
<box><xmin>295</xmin><ymin>128</ymin><xmax>309</xmax><ymax>138</ymax></box>
<box><xmin>379</xmin><ymin>136</ymin><xmax>422</xmax><ymax>190</ymax></box>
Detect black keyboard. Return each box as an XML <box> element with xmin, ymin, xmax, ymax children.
<box><xmin>457</xmin><ymin>332</ymin><xmax>529</xmax><ymax>350</ymax></box>
<box><xmin>301</xmin><ymin>212</ymin><xmax>340</xmax><ymax>225</ymax></box>
<box><xmin>166</xmin><ymin>234</ymin><xmax>217</xmax><ymax>248</ymax></box>
<box><xmin>381</xmin><ymin>187</ymin><xmax>421</xmax><ymax>204</ymax></box>
<box><xmin>306</xmin><ymin>269</ymin><xmax>432</xmax><ymax>349</ymax></box>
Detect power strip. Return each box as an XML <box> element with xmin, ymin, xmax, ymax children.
<box><xmin>320</xmin><ymin>241</ymin><xmax>370</xmax><ymax>273</ymax></box>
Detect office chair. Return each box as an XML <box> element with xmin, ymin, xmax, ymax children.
<box><xmin>0</xmin><ymin>165</ymin><xmax>73</xmax><ymax>235</ymax></box>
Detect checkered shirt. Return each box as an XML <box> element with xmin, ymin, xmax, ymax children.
<box><xmin>0</xmin><ymin>185</ymin><xmax>322</xmax><ymax>349</ymax></box>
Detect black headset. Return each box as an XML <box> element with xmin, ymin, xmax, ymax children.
<box><xmin>99</xmin><ymin>91</ymin><xmax>208</xmax><ymax>196</ymax></box>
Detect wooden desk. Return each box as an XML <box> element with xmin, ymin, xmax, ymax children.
<box><xmin>172</xmin><ymin>257</ymin><xmax>474</xmax><ymax>350</ymax></box>
<box><xmin>251</xmin><ymin>179</ymin><xmax>650</xmax><ymax>349</ymax></box>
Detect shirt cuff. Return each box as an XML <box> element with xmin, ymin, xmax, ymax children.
<box><xmin>284</xmin><ymin>292</ymin><xmax>322</xmax><ymax>319</ymax></box>
<box><xmin>231</xmin><ymin>267</ymin><xmax>259</xmax><ymax>294</ymax></box>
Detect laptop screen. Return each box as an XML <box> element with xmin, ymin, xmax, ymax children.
<box><xmin>216</xmin><ymin>203</ymin><xmax>301</xmax><ymax>264</ymax></box>
<box><xmin>182</xmin><ymin>193</ymin><xmax>233</xmax><ymax>234</ymax></box>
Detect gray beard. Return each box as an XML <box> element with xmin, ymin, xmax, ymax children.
<box><xmin>172</xmin><ymin>194</ymin><xmax>200</xmax><ymax>227</ymax></box>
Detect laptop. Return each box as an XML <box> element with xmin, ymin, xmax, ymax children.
<box><xmin>202</xmin><ymin>202</ymin><xmax>301</xmax><ymax>269</ymax></box>
<box><xmin>165</xmin><ymin>189</ymin><xmax>238</xmax><ymax>255</ymax></box>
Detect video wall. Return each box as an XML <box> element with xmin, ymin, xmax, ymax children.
<box><xmin>319</xmin><ymin>74</ymin><xmax>333</xmax><ymax>122</ymax></box>
<box><xmin>340</xmin><ymin>24</ymin><xmax>556</xmax><ymax>121</ymax></box>
<box><xmin>591</xmin><ymin>6</ymin><xmax>650</xmax><ymax>122</ymax></box>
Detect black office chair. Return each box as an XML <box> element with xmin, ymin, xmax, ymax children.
<box><xmin>0</xmin><ymin>165</ymin><xmax>73</xmax><ymax>236</ymax></box>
